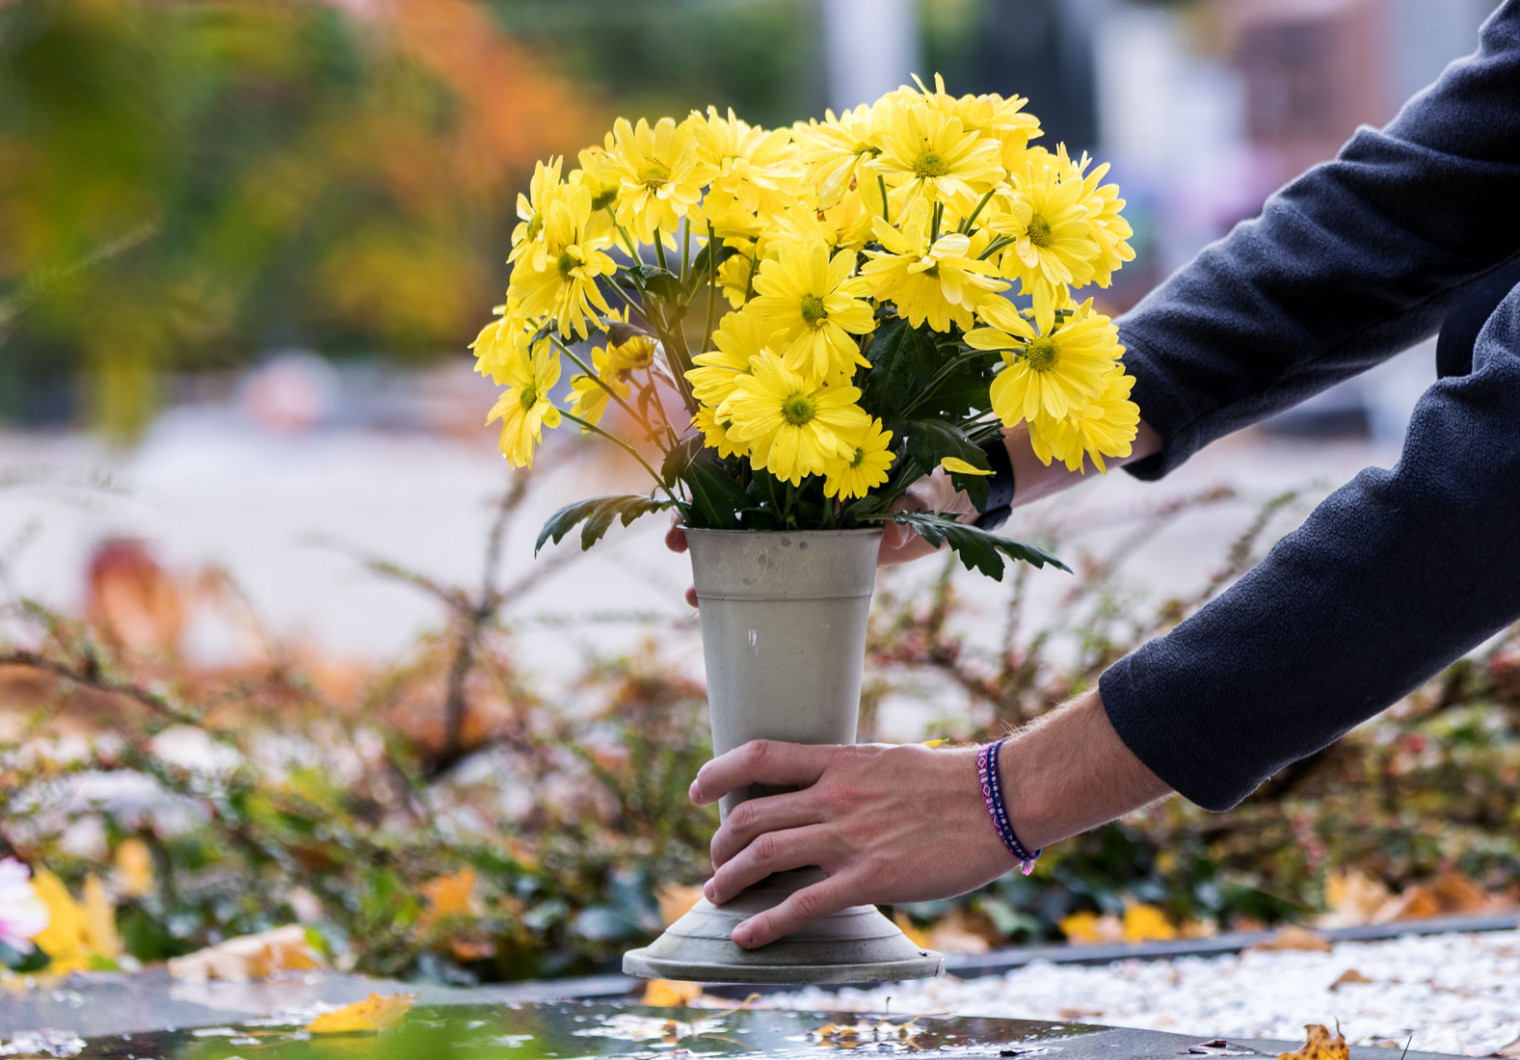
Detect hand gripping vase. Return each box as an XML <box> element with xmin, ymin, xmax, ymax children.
<box><xmin>623</xmin><ymin>528</ymin><xmax>944</xmax><ymax>984</ymax></box>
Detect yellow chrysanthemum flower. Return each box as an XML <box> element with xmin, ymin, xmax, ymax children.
<box><xmin>750</xmin><ymin>241</ymin><xmax>876</xmax><ymax>381</ymax></box>
<box><xmin>471</xmin><ymin>308</ymin><xmax>528</xmax><ymax>385</ymax></box>
<box><xmin>568</xmin><ymin>342</ymin><xmax>627</xmax><ymax>427</ymax></box>
<box><xmin>1028</xmin><ymin>368</ymin><xmax>1140</xmax><ymax>473</ymax></box>
<box><xmin>793</xmin><ymin>103</ymin><xmax>881</xmax><ymax>207</ymax></box>
<box><xmin>589</xmin><ymin>116</ymin><xmax>715</xmax><ymax>247</ymax></box>
<box><xmin>989</xmin><ymin>154</ymin><xmax>1100</xmax><ymax>328</ymax></box>
<box><xmin>692</xmin><ymin>404</ymin><xmax>749</xmax><ymax>460</ymax></box>
<box><xmin>686</xmin><ymin>306</ymin><xmax>772</xmax><ymax>407</ymax></box>
<box><xmin>1059</xmin><ymin>146</ymin><xmax>1135</xmax><ymax>288</ymax></box>
<box><xmin>868</xmin><ymin>101</ymin><xmax>1003</xmax><ymax>213</ymax></box>
<box><xmin>968</xmin><ymin>297</ymin><xmax>1123</xmax><ymax>423</ymax></box>
<box><xmin>716</xmin><ymin>252</ymin><xmax>757</xmax><ymax>309</ymax></box>
<box><xmin>688</xmin><ymin>106</ymin><xmax>803</xmax><ymax>217</ymax></box>
<box><xmin>487</xmin><ymin>337</ymin><xmax>562</xmax><ymax>468</ymax></box>
<box><xmin>720</xmin><ymin>350</ymin><xmax>870</xmax><ymax>486</ymax></box>
<box><xmin>860</xmin><ymin>205</ymin><xmax>1008</xmax><ymax>332</ymax></box>
<box><xmin>510</xmin><ymin>157</ymin><xmax>564</xmax><ymax>267</ymax></box>
<box><xmin>911</xmin><ymin>74</ymin><xmax>1042</xmax><ymax>171</ymax></box>
<box><xmin>823</xmin><ymin>418</ymin><xmax>895</xmax><ymax>499</ymax></box>
<box><xmin>766</xmin><ymin>192</ymin><xmax>875</xmax><ymax>254</ymax></box>
<box><xmin>507</xmin><ymin>183</ymin><xmax>616</xmax><ymax>340</ymax></box>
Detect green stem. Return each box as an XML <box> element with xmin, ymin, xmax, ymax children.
<box><xmin>978</xmin><ymin>235</ymin><xmax>1016</xmax><ymax>260</ymax></box>
<box><xmin>703</xmin><ymin>224</ymin><xmax>719</xmax><ymax>353</ymax></box>
<box><xmin>878</xmin><ymin>175</ymin><xmax>891</xmax><ymax>223</ymax></box>
<box><xmin>898</xmin><ymin>347</ymin><xmax>1006</xmax><ymax>418</ymax></box>
<box><xmin>931</xmin><ymin>202</ymin><xmax>944</xmax><ymax>242</ymax></box>
<box><xmin>609</xmin><ymin>211</ymin><xmax>645</xmax><ymax>265</ymax></box>
<box><xmin>680</xmin><ymin>220</ymin><xmax>691</xmax><ymax>285</ymax></box>
<box><xmin>550</xmin><ymin>336</ymin><xmax>653</xmax><ymax>437</ymax></box>
<box><xmin>561</xmin><ymin>410</ymin><xmax>678</xmax><ymax>502</ymax></box>
<box><xmin>654</xmin><ymin>228</ymin><xmax>669</xmax><ymax>272</ymax></box>
<box><xmin>959</xmin><ymin>188</ymin><xmax>997</xmax><ymax>234</ymax></box>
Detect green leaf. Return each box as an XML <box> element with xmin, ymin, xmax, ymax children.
<box><xmin>894</xmin><ymin>419</ymin><xmax>992</xmax><ymax>510</ymax></box>
<box><xmin>883</xmin><ymin>510</ymin><xmax>1069</xmax><ymax>580</ymax></box>
<box><xmin>634</xmin><ymin>266</ymin><xmax>686</xmax><ymax>310</ymax></box>
<box><xmin>664</xmin><ymin>437</ymin><xmax>749</xmax><ymax>530</ymax></box>
<box><xmin>535</xmin><ymin>495</ymin><xmax>669</xmax><ymax>554</ymax></box>
<box><xmin>860</xmin><ymin>316</ymin><xmax>938</xmax><ymax>421</ymax></box>
<box><xmin>687</xmin><ymin>239</ymin><xmax>738</xmax><ymax>294</ymax></box>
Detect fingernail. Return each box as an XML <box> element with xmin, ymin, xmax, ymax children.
<box><xmin>733</xmin><ymin>924</ymin><xmax>754</xmax><ymax>947</ymax></box>
<box><xmin>688</xmin><ymin>781</ymin><xmax>702</xmax><ymax>803</ymax></box>
<box><xmin>703</xmin><ymin>880</ymin><xmax>715</xmax><ymax>901</ymax></box>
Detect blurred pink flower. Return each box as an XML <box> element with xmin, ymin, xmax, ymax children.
<box><xmin>0</xmin><ymin>858</ymin><xmax>49</xmax><ymax>955</ymax></box>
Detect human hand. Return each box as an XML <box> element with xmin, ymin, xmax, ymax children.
<box><xmin>688</xmin><ymin>739</ymin><xmax>1017</xmax><ymax>949</ymax></box>
<box><xmin>878</xmin><ymin>466</ymin><xmax>977</xmax><ymax>567</ymax></box>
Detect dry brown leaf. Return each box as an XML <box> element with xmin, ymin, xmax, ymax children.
<box><xmin>1251</xmin><ymin>925</ymin><xmax>1333</xmax><ymax>953</ymax></box>
<box><xmin>308</xmin><ymin>993</ymin><xmax>414</xmax><ymax>1034</ymax></box>
<box><xmin>1428</xmin><ymin>871</ymin><xmax>1495</xmax><ymax>915</ymax></box>
<box><xmin>1329</xmin><ymin>968</ymin><xmax>1373</xmax><ymax>991</ymax></box>
<box><xmin>1278</xmin><ymin>1024</ymin><xmax>1349</xmax><ymax>1060</ymax></box>
<box><xmin>1319</xmin><ymin>871</ymin><xmax>1393</xmax><ymax>928</ymax></box>
<box><xmin>1059</xmin><ymin>1006</ymin><xmax>1105</xmax><ymax>1020</ymax></box>
<box><xmin>167</xmin><ymin>924</ymin><xmax>325</xmax><ymax>982</ymax></box>
<box><xmin>1372</xmin><ymin>883</ymin><xmax>1442</xmax><ymax>923</ymax></box>
<box><xmin>656</xmin><ymin>883</ymin><xmax>705</xmax><ymax>926</ymax></box>
<box><xmin>641</xmin><ymin>979</ymin><xmax>703</xmax><ymax>1007</ymax></box>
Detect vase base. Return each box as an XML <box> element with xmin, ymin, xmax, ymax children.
<box><xmin>622</xmin><ymin>873</ymin><xmax>943</xmax><ymax>985</ymax></box>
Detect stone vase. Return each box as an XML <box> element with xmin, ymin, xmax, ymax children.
<box><xmin>622</xmin><ymin>527</ymin><xmax>944</xmax><ymax>985</ymax></box>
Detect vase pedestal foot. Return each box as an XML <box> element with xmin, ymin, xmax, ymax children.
<box><xmin>623</xmin><ymin>869</ymin><xmax>943</xmax><ymax>985</ymax></box>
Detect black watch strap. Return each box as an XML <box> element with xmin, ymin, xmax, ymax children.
<box><xmin>973</xmin><ymin>435</ymin><xmax>1015</xmax><ymax>531</ymax></box>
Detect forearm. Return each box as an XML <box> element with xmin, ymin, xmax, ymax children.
<box><xmin>1002</xmin><ymin>418</ymin><xmax>1161</xmax><ymax>510</ymax></box>
<box><xmin>997</xmin><ymin>688</ymin><xmax>1172</xmax><ymax>851</ymax></box>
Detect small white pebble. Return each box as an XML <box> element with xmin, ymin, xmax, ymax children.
<box><xmin>763</xmin><ymin>929</ymin><xmax>1520</xmax><ymax>1056</ymax></box>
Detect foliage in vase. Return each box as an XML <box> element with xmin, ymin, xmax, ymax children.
<box><xmin>473</xmin><ymin>75</ymin><xmax>1139</xmax><ymax>578</ymax></box>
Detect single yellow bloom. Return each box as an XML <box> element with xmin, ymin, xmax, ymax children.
<box><xmin>687</xmin><ymin>307</ymin><xmax>774</xmax><ymax>407</ymax></box>
<box><xmin>868</xmin><ymin>100</ymin><xmax>1003</xmax><ymax>213</ymax></box>
<box><xmin>470</xmin><ymin>309</ymin><xmax>536</xmax><ymax>386</ymax></box>
<box><xmin>1028</xmin><ymin>367</ymin><xmax>1140</xmax><ymax>474</ymax></box>
<box><xmin>716</xmin><ymin>252</ymin><xmax>757</xmax><ymax>309</ymax></box>
<box><xmin>989</xmin><ymin>155</ymin><xmax>1100</xmax><ymax>324</ymax></box>
<box><xmin>691</xmin><ymin>404</ymin><xmax>749</xmax><ymax>460</ymax></box>
<box><xmin>969</xmin><ymin>298</ymin><xmax>1123</xmax><ymax>424</ymax></box>
<box><xmin>824</xmin><ymin>418</ymin><xmax>895</xmax><ymax>499</ymax></box>
<box><xmin>507</xmin><ymin>182</ymin><xmax>616</xmax><ymax>340</ymax></box>
<box><xmin>568</xmin><ymin>341</ymin><xmax>629</xmax><ymax>426</ymax></box>
<box><xmin>590</xmin><ymin>116</ymin><xmax>715</xmax><ymax>247</ymax></box>
<box><xmin>687</xmin><ymin>106</ymin><xmax>803</xmax><ymax>217</ymax></box>
<box><xmin>1059</xmin><ymin>145</ymin><xmax>1135</xmax><ymax>288</ymax></box>
<box><xmin>750</xmin><ymin>241</ymin><xmax>876</xmax><ymax>381</ymax></box>
<box><xmin>510</xmin><ymin>156</ymin><xmax>565</xmax><ymax>267</ymax></box>
<box><xmin>794</xmin><ymin>103</ymin><xmax>881</xmax><ymax>207</ymax></box>
<box><xmin>939</xmin><ymin>456</ymin><xmax>992</xmax><ymax>476</ymax></box>
<box><xmin>720</xmin><ymin>350</ymin><xmax>870</xmax><ymax>486</ymax></box>
<box><xmin>487</xmin><ymin>337</ymin><xmax>562</xmax><ymax>468</ymax></box>
<box><xmin>861</xmin><ymin>204</ymin><xmax>1008</xmax><ymax>332</ymax></box>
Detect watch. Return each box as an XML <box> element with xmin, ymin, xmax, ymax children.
<box><xmin>973</xmin><ymin>434</ymin><xmax>1015</xmax><ymax>531</ymax></box>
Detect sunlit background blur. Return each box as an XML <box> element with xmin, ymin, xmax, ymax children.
<box><xmin>0</xmin><ymin>0</ymin><xmax>1502</xmax><ymax>665</ymax></box>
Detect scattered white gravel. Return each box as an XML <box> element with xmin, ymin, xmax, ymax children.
<box><xmin>765</xmin><ymin>930</ymin><xmax>1520</xmax><ymax>1056</ymax></box>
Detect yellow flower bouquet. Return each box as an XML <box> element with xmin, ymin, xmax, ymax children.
<box><xmin>474</xmin><ymin>75</ymin><xmax>1138</xmax><ymax>578</ymax></box>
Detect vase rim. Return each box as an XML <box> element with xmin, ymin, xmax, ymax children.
<box><xmin>679</xmin><ymin>526</ymin><xmax>882</xmax><ymax>537</ymax></box>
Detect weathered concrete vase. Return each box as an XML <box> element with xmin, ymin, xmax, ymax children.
<box><xmin>623</xmin><ymin>528</ymin><xmax>944</xmax><ymax>985</ymax></box>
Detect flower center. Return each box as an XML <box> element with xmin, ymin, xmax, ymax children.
<box><xmin>849</xmin><ymin>446</ymin><xmax>867</xmax><ymax>468</ymax></box>
<box><xmin>913</xmin><ymin>151</ymin><xmax>951</xmax><ymax>178</ymax></box>
<box><xmin>1025</xmin><ymin>339</ymin><xmax>1058</xmax><ymax>372</ymax></box>
<box><xmin>557</xmin><ymin>248</ymin><xmax>579</xmax><ymax>277</ymax></box>
<box><xmin>519</xmin><ymin>385</ymin><xmax>539</xmax><ymax>411</ymax></box>
<box><xmin>591</xmin><ymin>187</ymin><xmax>618</xmax><ymax>212</ymax></box>
<box><xmin>638</xmin><ymin>164</ymin><xmax>670</xmax><ymax>189</ymax></box>
<box><xmin>525</xmin><ymin>214</ymin><xmax>544</xmax><ymax>242</ymax></box>
<box><xmin>782</xmin><ymin>392</ymin><xmax>816</xmax><ymax>426</ymax></box>
<box><xmin>800</xmin><ymin>294</ymin><xmax>828</xmax><ymax>327</ymax></box>
<box><xmin>1026</xmin><ymin>214</ymin><xmax>1053</xmax><ymax>248</ymax></box>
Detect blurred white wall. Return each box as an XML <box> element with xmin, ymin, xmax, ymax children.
<box><xmin>821</xmin><ymin>0</ymin><xmax>921</xmax><ymax>111</ymax></box>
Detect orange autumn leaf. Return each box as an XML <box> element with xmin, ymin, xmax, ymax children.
<box><xmin>1278</xmin><ymin>1024</ymin><xmax>1349</xmax><ymax>1060</ymax></box>
<box><xmin>1250</xmin><ymin>925</ymin><xmax>1334</xmax><ymax>953</ymax></box>
<box><xmin>892</xmin><ymin>910</ymin><xmax>930</xmax><ymax>949</ymax></box>
<box><xmin>1121</xmin><ymin>902</ymin><xmax>1177</xmax><ymax>943</ymax></box>
<box><xmin>418</xmin><ymin>867</ymin><xmax>478</xmax><ymax>933</ymax></box>
<box><xmin>1329</xmin><ymin>968</ymin><xmax>1373</xmax><ymax>991</ymax></box>
<box><xmin>308</xmin><ymin>992</ymin><xmax>415</xmax><ymax>1034</ymax></box>
<box><xmin>641</xmin><ymin>978</ymin><xmax>703</xmax><ymax>1007</ymax></box>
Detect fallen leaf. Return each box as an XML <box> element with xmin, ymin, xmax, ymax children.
<box><xmin>1329</xmin><ymin>968</ymin><xmax>1373</xmax><ymax>991</ymax></box>
<box><xmin>656</xmin><ymin>883</ymin><xmax>704</xmax><ymax>926</ymax></box>
<box><xmin>114</xmin><ymin>840</ymin><xmax>155</xmax><ymax>899</ymax></box>
<box><xmin>167</xmin><ymin>924</ymin><xmax>325</xmax><ymax>982</ymax></box>
<box><xmin>1493</xmin><ymin>1032</ymin><xmax>1520</xmax><ymax>1058</ymax></box>
<box><xmin>1278</xmin><ymin>1024</ymin><xmax>1349</xmax><ymax>1060</ymax></box>
<box><xmin>1250</xmin><ymin>925</ymin><xmax>1333</xmax><ymax>953</ymax></box>
<box><xmin>308</xmin><ymin>993</ymin><xmax>414</xmax><ymax>1034</ymax></box>
<box><xmin>417</xmin><ymin>867</ymin><xmax>478</xmax><ymax>934</ymax></box>
<box><xmin>1059</xmin><ymin>910</ymin><xmax>1124</xmax><ymax>945</ymax></box>
<box><xmin>1372</xmin><ymin>884</ymin><xmax>1442</xmax><ymax>923</ymax></box>
<box><xmin>641</xmin><ymin>979</ymin><xmax>702</xmax><ymax>1007</ymax></box>
<box><xmin>1319</xmin><ymin>871</ymin><xmax>1392</xmax><ymax>928</ymax></box>
<box><xmin>1058</xmin><ymin>1007</ymin><xmax>1104</xmax><ymax>1020</ymax></box>
<box><xmin>1428</xmin><ymin>871</ymin><xmax>1496</xmax><ymax>915</ymax></box>
<box><xmin>1121</xmin><ymin>902</ymin><xmax>1177</xmax><ymax>943</ymax></box>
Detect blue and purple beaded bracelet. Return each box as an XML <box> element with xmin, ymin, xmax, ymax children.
<box><xmin>975</xmin><ymin>738</ymin><xmax>1042</xmax><ymax>875</ymax></box>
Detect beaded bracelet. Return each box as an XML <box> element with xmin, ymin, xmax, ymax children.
<box><xmin>975</xmin><ymin>738</ymin><xmax>1041</xmax><ymax>875</ymax></box>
